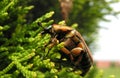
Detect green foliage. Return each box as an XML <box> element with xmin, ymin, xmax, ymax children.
<box><xmin>0</xmin><ymin>0</ymin><xmax>119</xmax><ymax>78</ymax></box>
<box><xmin>0</xmin><ymin>0</ymin><xmax>57</xmax><ymax>77</ymax></box>
<box><xmin>102</xmin><ymin>66</ymin><xmax>120</xmax><ymax>78</ymax></box>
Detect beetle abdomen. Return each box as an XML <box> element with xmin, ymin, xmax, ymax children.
<box><xmin>79</xmin><ymin>52</ymin><xmax>92</xmax><ymax>76</ymax></box>
<box><xmin>61</xmin><ymin>30</ymin><xmax>92</xmax><ymax>76</ymax></box>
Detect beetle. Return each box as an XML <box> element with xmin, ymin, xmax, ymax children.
<box><xmin>40</xmin><ymin>24</ymin><xmax>93</xmax><ymax>76</ymax></box>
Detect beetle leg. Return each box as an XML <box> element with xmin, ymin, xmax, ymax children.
<box><xmin>61</xmin><ymin>47</ymin><xmax>74</xmax><ymax>61</ymax></box>
<box><xmin>48</xmin><ymin>37</ymin><xmax>59</xmax><ymax>48</ymax></box>
<box><xmin>74</xmin><ymin>52</ymin><xmax>84</xmax><ymax>66</ymax></box>
<box><xmin>70</xmin><ymin>47</ymin><xmax>84</xmax><ymax>65</ymax></box>
<box><xmin>71</xmin><ymin>47</ymin><xmax>83</xmax><ymax>57</ymax></box>
<box><xmin>45</xmin><ymin>37</ymin><xmax>59</xmax><ymax>57</ymax></box>
<box><xmin>77</xmin><ymin>42</ymin><xmax>84</xmax><ymax>49</ymax></box>
<box><xmin>71</xmin><ymin>34</ymin><xmax>81</xmax><ymax>45</ymax></box>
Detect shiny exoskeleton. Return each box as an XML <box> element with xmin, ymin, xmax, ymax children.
<box><xmin>41</xmin><ymin>24</ymin><xmax>93</xmax><ymax>76</ymax></box>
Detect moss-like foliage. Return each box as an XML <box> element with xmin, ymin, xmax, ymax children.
<box><xmin>0</xmin><ymin>0</ymin><xmax>113</xmax><ymax>78</ymax></box>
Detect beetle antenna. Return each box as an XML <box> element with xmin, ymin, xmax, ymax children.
<box><xmin>38</xmin><ymin>22</ymin><xmax>53</xmax><ymax>34</ymax></box>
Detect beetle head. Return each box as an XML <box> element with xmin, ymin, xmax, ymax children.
<box><xmin>40</xmin><ymin>24</ymin><xmax>73</xmax><ymax>36</ymax></box>
<box><xmin>41</xmin><ymin>25</ymin><xmax>53</xmax><ymax>34</ymax></box>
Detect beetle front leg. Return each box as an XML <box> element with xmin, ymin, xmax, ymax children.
<box><xmin>45</xmin><ymin>37</ymin><xmax>59</xmax><ymax>57</ymax></box>
<box><xmin>47</xmin><ymin>38</ymin><xmax>59</xmax><ymax>48</ymax></box>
